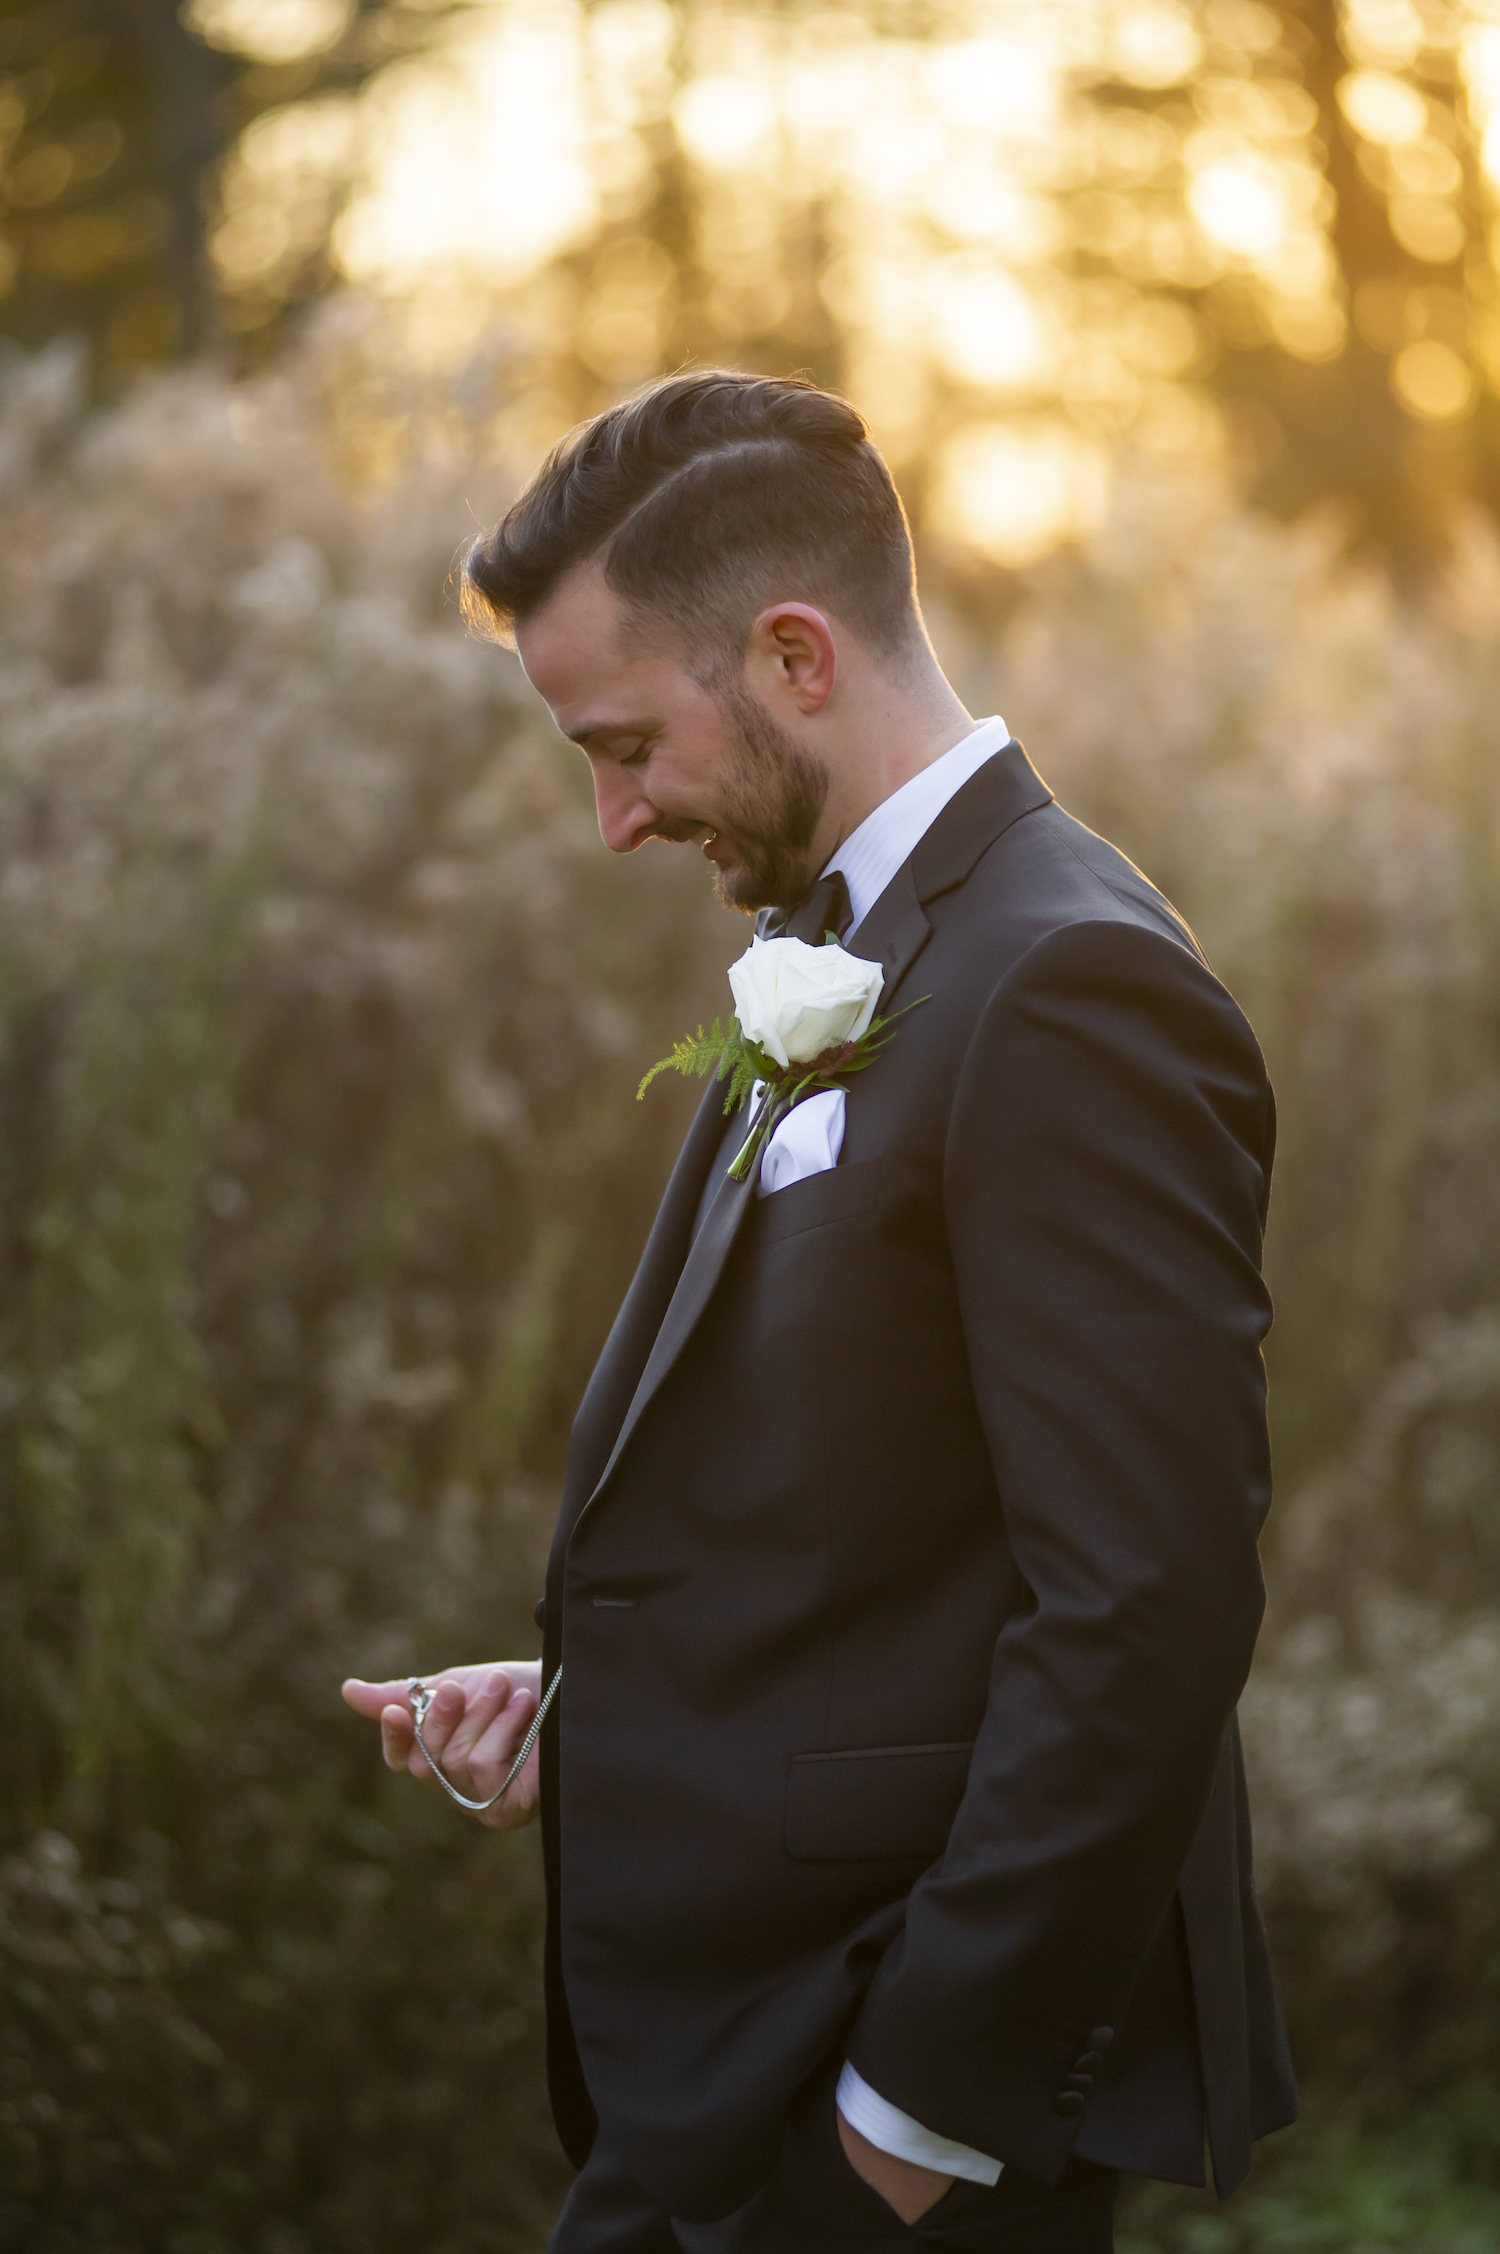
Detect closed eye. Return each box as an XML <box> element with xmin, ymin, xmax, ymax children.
<box><xmin>576</xmin><ymin>733</ymin><xmax>649</xmax><ymax>764</ymax></box>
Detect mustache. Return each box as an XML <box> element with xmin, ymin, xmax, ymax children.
<box><xmin>644</xmin><ymin>816</ymin><xmax>715</xmax><ymax>847</ymax></box>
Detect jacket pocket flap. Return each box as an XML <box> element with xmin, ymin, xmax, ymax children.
<box><xmin>757</xmin><ymin>1157</ymin><xmax>881</xmax><ymax>1244</ymax></box>
<box><xmin>785</xmin><ymin>1741</ymin><xmax>973</xmax><ymax>1862</ymax></box>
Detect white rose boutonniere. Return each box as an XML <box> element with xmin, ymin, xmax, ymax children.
<box><xmin>727</xmin><ymin>936</ymin><xmax>881</xmax><ymax>1067</ymax></box>
<box><xmin>640</xmin><ymin>933</ymin><xmax>927</xmax><ymax>1182</ymax></box>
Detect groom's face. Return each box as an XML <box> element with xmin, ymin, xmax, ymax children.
<box><xmin>516</xmin><ymin>561</ymin><xmax>829</xmax><ymax>912</ymax></box>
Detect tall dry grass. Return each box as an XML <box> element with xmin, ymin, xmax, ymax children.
<box><xmin>2</xmin><ymin>312</ymin><xmax>1499</xmax><ymax>2247</ymax></box>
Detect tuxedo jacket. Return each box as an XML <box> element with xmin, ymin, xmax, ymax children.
<box><xmin>537</xmin><ymin>741</ymin><xmax>1296</xmax><ymax>2222</ymax></box>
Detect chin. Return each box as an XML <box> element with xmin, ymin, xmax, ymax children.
<box><xmin>710</xmin><ymin>863</ymin><xmax>767</xmax><ymax>915</ymax></box>
<box><xmin>706</xmin><ymin>838</ymin><xmax>812</xmax><ymax>916</ymax></box>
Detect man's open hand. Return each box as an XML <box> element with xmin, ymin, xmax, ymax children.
<box><xmin>341</xmin><ymin>1663</ymin><xmax>541</xmax><ymax>1831</ymax></box>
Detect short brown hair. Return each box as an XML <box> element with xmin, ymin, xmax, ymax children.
<box><xmin>461</xmin><ymin>371</ymin><xmax>923</xmax><ymax>678</ymax></box>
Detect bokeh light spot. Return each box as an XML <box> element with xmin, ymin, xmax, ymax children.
<box><xmin>929</xmin><ymin>256</ymin><xmax>1054</xmax><ymax>391</ymax></box>
<box><xmin>1391</xmin><ymin>338</ymin><xmax>1474</xmax><ymax>420</ymax></box>
<box><xmin>333</xmin><ymin>12</ymin><xmax>597</xmax><ymax>292</ymax></box>
<box><xmin>1189</xmin><ymin>155</ymin><xmax>1287</xmax><ymax>258</ymax></box>
<box><xmin>672</xmin><ymin>75</ymin><xmax>779</xmax><ymax>170</ymax></box>
<box><xmin>1337</xmin><ymin>71</ymin><xmax>1427</xmax><ymax>147</ymax></box>
<box><xmin>1388</xmin><ymin>196</ymin><xmax>1463</xmax><ymax>264</ymax></box>
<box><xmin>1111</xmin><ymin>3</ymin><xmax>1203</xmax><ymax>89</ymax></box>
<box><xmin>930</xmin><ymin>420</ymin><xmax>1109</xmax><ymax>565</ymax></box>
<box><xmin>1343</xmin><ymin>0</ymin><xmax>1424</xmax><ymax>71</ymax></box>
<box><xmin>186</xmin><ymin>0</ymin><xmax>352</xmax><ymax>63</ymax></box>
<box><xmin>922</xmin><ymin>36</ymin><xmax>1056</xmax><ymax>131</ymax></box>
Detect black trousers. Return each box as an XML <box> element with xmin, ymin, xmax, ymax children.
<box><xmin>549</xmin><ymin>2067</ymin><xmax>1118</xmax><ymax>2254</ymax></box>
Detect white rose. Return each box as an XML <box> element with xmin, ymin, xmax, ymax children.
<box><xmin>727</xmin><ymin>935</ymin><xmax>883</xmax><ymax>1070</ymax></box>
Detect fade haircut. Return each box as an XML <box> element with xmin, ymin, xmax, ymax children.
<box><xmin>460</xmin><ymin>370</ymin><xmax>926</xmax><ymax>681</ymax></box>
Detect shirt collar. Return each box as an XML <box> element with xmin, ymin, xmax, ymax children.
<box><xmin>821</xmin><ymin>715</ymin><xmax>1010</xmax><ymax>935</ymax></box>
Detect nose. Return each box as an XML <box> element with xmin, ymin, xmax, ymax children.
<box><xmin>589</xmin><ymin>756</ymin><xmax>664</xmax><ymax>855</ymax></box>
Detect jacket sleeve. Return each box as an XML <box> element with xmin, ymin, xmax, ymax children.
<box><xmin>845</xmin><ymin>916</ymin><xmax>1276</xmax><ymax>2181</ymax></box>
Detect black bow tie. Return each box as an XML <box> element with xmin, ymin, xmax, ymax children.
<box><xmin>756</xmin><ymin>869</ymin><xmax>853</xmax><ymax>948</ymax></box>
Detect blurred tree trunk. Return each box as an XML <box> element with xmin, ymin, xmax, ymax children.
<box><xmin>0</xmin><ymin>0</ymin><xmax>447</xmax><ymax>385</ymax></box>
<box><xmin>128</xmin><ymin>0</ymin><xmax>226</xmax><ymax>356</ymax></box>
<box><xmin>0</xmin><ymin>0</ymin><xmax>227</xmax><ymax>372</ymax></box>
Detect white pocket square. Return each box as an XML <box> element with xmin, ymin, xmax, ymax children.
<box><xmin>757</xmin><ymin>1086</ymin><xmax>847</xmax><ymax>1197</ymax></box>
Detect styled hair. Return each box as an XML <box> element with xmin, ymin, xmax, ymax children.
<box><xmin>460</xmin><ymin>370</ymin><xmax>924</xmax><ymax>678</ymax></box>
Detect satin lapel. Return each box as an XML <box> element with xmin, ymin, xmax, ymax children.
<box><xmin>910</xmin><ymin>737</ymin><xmax>1053</xmax><ymax>905</ymax></box>
<box><xmin>841</xmin><ymin>740</ymin><xmax>1052</xmax><ymax>1014</ymax></box>
<box><xmin>579</xmin><ymin>1125</ymin><xmax>760</xmax><ymax>1519</ymax></box>
<box><xmin>559</xmin><ymin>1079</ymin><xmax>731</xmax><ymax>1529</ymax></box>
<box><xmin>849</xmin><ymin>857</ymin><xmax>933</xmax><ymax>1019</ymax></box>
<box><xmin>577</xmin><ymin>862</ymin><xmax>933</xmax><ymax>1528</ymax></box>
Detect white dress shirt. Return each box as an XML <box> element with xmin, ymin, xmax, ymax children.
<box><xmin>788</xmin><ymin>714</ymin><xmax>1012</xmax><ymax>2185</ymax></box>
<box><xmin>836</xmin><ymin>2057</ymin><xmax>1002</xmax><ymax>2186</ymax></box>
<box><xmin>825</xmin><ymin>712</ymin><xmax>1012</xmax><ymax>936</ymax></box>
<box><xmin>755</xmin><ymin>716</ymin><xmax>1012</xmax><ymax>1232</ymax></box>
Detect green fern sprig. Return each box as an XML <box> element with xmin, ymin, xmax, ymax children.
<box><xmin>636</xmin><ymin>1019</ymin><xmax>731</xmax><ymax>1101</ymax></box>
<box><xmin>636</xmin><ymin>1018</ymin><xmax>777</xmax><ymax>1116</ymax></box>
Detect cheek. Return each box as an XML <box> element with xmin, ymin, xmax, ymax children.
<box><xmin>643</xmin><ymin>750</ymin><xmax>716</xmax><ymax>818</ymax></box>
<box><xmin>649</xmin><ymin>701</ymin><xmax>740</xmax><ymax>806</ymax></box>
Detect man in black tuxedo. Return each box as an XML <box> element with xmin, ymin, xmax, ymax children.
<box><xmin>344</xmin><ymin>372</ymin><xmax>1295</xmax><ymax>2251</ymax></box>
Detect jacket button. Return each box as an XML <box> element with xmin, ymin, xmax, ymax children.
<box><xmin>1053</xmin><ymin>2090</ymin><xmax>1086</xmax><ymax>2117</ymax></box>
<box><xmin>1073</xmin><ymin>2051</ymin><xmax>1104</xmax><ymax>2074</ymax></box>
<box><xmin>1087</xmin><ymin>2027</ymin><xmax>1115</xmax><ymax>2050</ymax></box>
<box><xmin>533</xmin><ymin>1597</ymin><xmax>546</xmax><ymax>1630</ymax></box>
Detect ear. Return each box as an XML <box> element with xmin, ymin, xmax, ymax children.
<box><xmin>747</xmin><ymin>602</ymin><xmax>837</xmax><ymax>715</ymax></box>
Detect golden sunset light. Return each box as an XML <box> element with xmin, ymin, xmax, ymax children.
<box><xmin>7</xmin><ymin>1</ymin><xmax>1500</xmax><ymax>2243</ymax></box>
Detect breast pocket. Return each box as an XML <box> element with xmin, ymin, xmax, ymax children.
<box><xmin>784</xmin><ymin>1741</ymin><xmax>973</xmax><ymax>1862</ymax></box>
<box><xmin>757</xmin><ymin>1156</ymin><xmax>881</xmax><ymax>1245</ymax></box>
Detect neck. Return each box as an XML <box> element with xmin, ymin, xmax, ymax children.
<box><xmin>810</xmin><ymin>663</ymin><xmax>975</xmax><ymax>866</ymax></box>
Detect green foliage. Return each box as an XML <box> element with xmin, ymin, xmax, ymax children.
<box><xmin>636</xmin><ymin>1016</ymin><xmax>759</xmax><ymax>1112</ymax></box>
<box><xmin>1120</xmin><ymin>2095</ymin><xmax>1500</xmax><ymax>2252</ymax></box>
<box><xmin>0</xmin><ymin>1824</ymin><xmax>565</xmax><ymax>2253</ymax></box>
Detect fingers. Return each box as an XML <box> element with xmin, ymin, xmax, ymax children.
<box><xmin>469</xmin><ymin>1686</ymin><xmax>541</xmax><ymax>1832</ymax></box>
<box><xmin>380</xmin><ymin>1701</ymin><xmax>426</xmax><ymax>1778</ymax></box>
<box><xmin>349</xmin><ymin>1670</ymin><xmax>477</xmax><ymax>1775</ymax></box>
<box><xmin>422</xmin><ymin>1671</ymin><xmax>517</xmax><ymax>1800</ymax></box>
<box><xmin>409</xmin><ymin>1671</ymin><xmax>540</xmax><ymax>1828</ymax></box>
<box><xmin>347</xmin><ymin>1664</ymin><xmax>543</xmax><ymax>1828</ymax></box>
<box><xmin>442</xmin><ymin>1669</ymin><xmax>516</xmax><ymax>1764</ymax></box>
<box><xmin>399</xmin><ymin>1675</ymin><xmax>468</xmax><ymax>1783</ymax></box>
<box><xmin>343</xmin><ymin>1676</ymin><xmax>413</xmax><ymax>1720</ymax></box>
<box><xmin>386</xmin><ymin>1672</ymin><xmax>521</xmax><ymax>1792</ymax></box>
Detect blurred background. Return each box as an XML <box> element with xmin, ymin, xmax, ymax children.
<box><xmin>3</xmin><ymin>1</ymin><xmax>1500</xmax><ymax>2248</ymax></box>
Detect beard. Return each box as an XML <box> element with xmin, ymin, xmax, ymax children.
<box><xmin>702</xmin><ymin>681</ymin><xmax>830</xmax><ymax>913</ymax></box>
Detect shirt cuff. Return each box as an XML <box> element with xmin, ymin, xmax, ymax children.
<box><xmin>835</xmin><ymin>2062</ymin><xmax>1003</xmax><ymax>2187</ymax></box>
